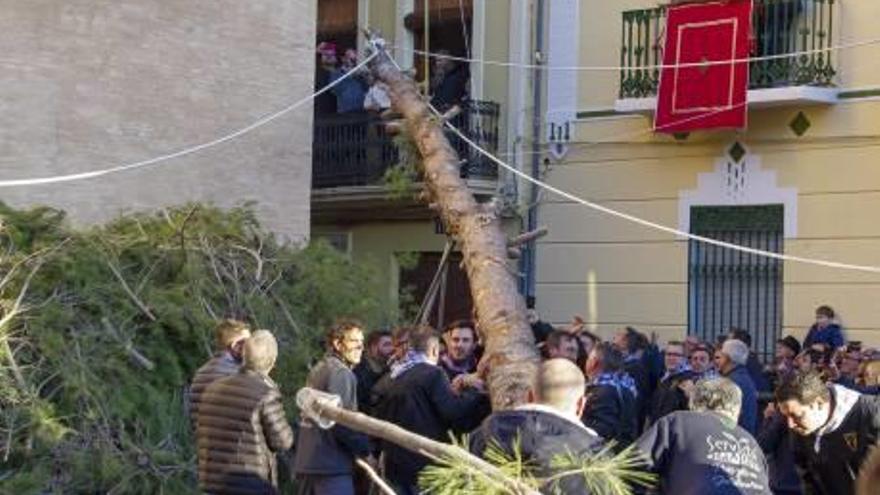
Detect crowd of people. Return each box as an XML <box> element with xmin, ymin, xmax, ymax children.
<box><xmin>189</xmin><ymin>303</ymin><xmax>880</xmax><ymax>494</ymax></box>
<box><xmin>314</xmin><ymin>42</ymin><xmax>469</xmax><ymax>116</ymax></box>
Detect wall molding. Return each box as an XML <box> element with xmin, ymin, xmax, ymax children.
<box><xmin>679</xmin><ymin>143</ymin><xmax>798</xmax><ymax>238</ymax></box>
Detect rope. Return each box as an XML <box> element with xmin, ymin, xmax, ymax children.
<box><xmin>458</xmin><ymin>0</ymin><xmax>471</xmax><ymax>59</ymax></box>
<box><xmin>377</xmin><ymin>49</ymin><xmax>880</xmax><ymax>274</ymax></box>
<box><xmin>392</xmin><ymin>35</ymin><xmax>880</xmax><ymax>72</ymax></box>
<box><xmin>415</xmin><ymin>239</ymin><xmax>456</xmax><ymax>325</ymax></box>
<box><xmin>0</xmin><ymin>52</ymin><xmax>379</xmax><ymax>187</ymax></box>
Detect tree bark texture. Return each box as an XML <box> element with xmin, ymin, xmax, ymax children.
<box><xmin>368</xmin><ymin>46</ymin><xmax>540</xmax><ymax>410</ymax></box>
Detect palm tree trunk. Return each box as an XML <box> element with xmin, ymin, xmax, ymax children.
<box><xmin>368</xmin><ymin>43</ymin><xmax>540</xmax><ymax>410</ymax></box>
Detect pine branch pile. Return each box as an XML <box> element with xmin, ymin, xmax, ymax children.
<box><xmin>419</xmin><ymin>437</ymin><xmax>655</xmax><ymax>495</ymax></box>
<box><xmin>0</xmin><ymin>203</ymin><xmax>385</xmax><ymax>493</ymax></box>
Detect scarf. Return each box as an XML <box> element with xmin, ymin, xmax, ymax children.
<box><xmin>390</xmin><ymin>350</ymin><xmax>432</xmax><ymax>379</ymax></box>
<box><xmin>439</xmin><ymin>353</ymin><xmax>476</xmax><ymax>376</ymax></box>
<box><xmin>661</xmin><ymin>361</ymin><xmax>692</xmax><ymax>382</ymax></box>
<box><xmin>592</xmin><ymin>372</ymin><xmax>639</xmax><ymax>398</ymax></box>
<box><xmin>695</xmin><ymin>368</ymin><xmax>720</xmax><ymax>381</ymax></box>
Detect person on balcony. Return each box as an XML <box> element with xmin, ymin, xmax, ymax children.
<box><xmin>314</xmin><ymin>41</ymin><xmax>340</xmax><ymax>115</ymax></box>
<box><xmin>429</xmin><ymin>50</ymin><xmax>469</xmax><ymax>111</ymax></box>
<box><xmin>329</xmin><ymin>48</ymin><xmax>368</xmax><ymax>114</ymax></box>
<box><xmin>363</xmin><ymin>72</ymin><xmax>391</xmax><ymax>113</ymax></box>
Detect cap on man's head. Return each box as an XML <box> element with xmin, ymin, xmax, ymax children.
<box><xmin>721</xmin><ymin>339</ymin><xmax>749</xmax><ymax>366</ymax></box>
<box><xmin>777</xmin><ymin>335</ymin><xmax>801</xmax><ymax>356</ymax></box>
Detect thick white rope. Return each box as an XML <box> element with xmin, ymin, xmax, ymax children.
<box><xmin>0</xmin><ymin>52</ymin><xmax>379</xmax><ymax>187</ymax></box>
<box><xmin>392</xmin><ymin>35</ymin><xmax>880</xmax><ymax>72</ymax></box>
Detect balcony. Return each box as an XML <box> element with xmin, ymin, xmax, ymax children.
<box><xmin>615</xmin><ymin>0</ymin><xmax>838</xmax><ymax>114</ymax></box>
<box><xmin>311</xmin><ymin>100</ymin><xmax>501</xmax><ymax>222</ymax></box>
<box><xmin>312</xmin><ymin>100</ymin><xmax>500</xmax><ymax>188</ymax></box>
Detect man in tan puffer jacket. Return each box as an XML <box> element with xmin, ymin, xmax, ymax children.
<box><xmin>196</xmin><ymin>330</ymin><xmax>294</xmax><ymax>494</ymax></box>
<box><xmin>189</xmin><ymin>319</ymin><xmax>251</xmax><ymax>425</ymax></box>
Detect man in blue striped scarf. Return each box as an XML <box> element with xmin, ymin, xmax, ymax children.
<box><xmin>582</xmin><ymin>341</ymin><xmax>639</xmax><ymax>448</ymax></box>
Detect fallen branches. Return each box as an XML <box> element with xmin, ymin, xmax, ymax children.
<box><xmin>106</xmin><ymin>260</ymin><xmax>157</xmax><ymax>322</ymax></box>
<box><xmin>0</xmin><ymin>203</ymin><xmax>386</xmax><ymax>491</ymax></box>
<box><xmin>101</xmin><ymin>318</ymin><xmax>155</xmax><ymax>372</ymax></box>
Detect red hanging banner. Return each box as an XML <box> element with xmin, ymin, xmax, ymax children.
<box><xmin>654</xmin><ymin>0</ymin><xmax>753</xmax><ymax>133</ymax></box>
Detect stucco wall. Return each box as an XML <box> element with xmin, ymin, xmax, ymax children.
<box><xmin>0</xmin><ymin>0</ymin><xmax>314</xmax><ymax>242</ymax></box>
<box><xmin>536</xmin><ymin>1</ymin><xmax>880</xmax><ymax>345</ymax></box>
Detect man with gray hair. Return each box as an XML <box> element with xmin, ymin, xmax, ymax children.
<box><xmin>636</xmin><ymin>378</ymin><xmax>771</xmax><ymax>494</ymax></box>
<box><xmin>715</xmin><ymin>338</ymin><xmax>759</xmax><ymax>434</ymax></box>
<box><xmin>196</xmin><ymin>330</ymin><xmax>294</xmax><ymax>494</ymax></box>
<box><xmin>469</xmin><ymin>359</ymin><xmax>603</xmax><ymax>494</ymax></box>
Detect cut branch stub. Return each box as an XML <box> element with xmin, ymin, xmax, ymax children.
<box><xmin>368</xmin><ymin>40</ymin><xmax>540</xmax><ymax>410</ymax></box>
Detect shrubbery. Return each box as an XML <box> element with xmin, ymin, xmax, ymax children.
<box><xmin>0</xmin><ymin>203</ymin><xmax>386</xmax><ymax>493</ymax></box>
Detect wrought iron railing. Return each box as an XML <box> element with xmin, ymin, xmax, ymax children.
<box><xmin>312</xmin><ymin>100</ymin><xmax>501</xmax><ymax>189</ymax></box>
<box><xmin>619</xmin><ymin>0</ymin><xmax>837</xmax><ymax>99</ymax></box>
<box><xmin>688</xmin><ymin>205</ymin><xmax>784</xmax><ymax>365</ymax></box>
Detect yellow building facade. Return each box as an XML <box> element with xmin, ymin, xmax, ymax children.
<box><xmin>535</xmin><ymin>0</ymin><xmax>880</xmax><ymax>355</ymax></box>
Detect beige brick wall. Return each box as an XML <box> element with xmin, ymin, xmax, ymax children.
<box><xmin>0</xmin><ymin>0</ymin><xmax>315</xmax><ymax>242</ymax></box>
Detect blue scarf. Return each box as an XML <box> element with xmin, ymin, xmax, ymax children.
<box><xmin>661</xmin><ymin>361</ymin><xmax>692</xmax><ymax>382</ymax></box>
<box><xmin>695</xmin><ymin>368</ymin><xmax>720</xmax><ymax>381</ymax></box>
<box><xmin>390</xmin><ymin>350</ymin><xmax>432</xmax><ymax>379</ymax></box>
<box><xmin>592</xmin><ymin>372</ymin><xmax>638</xmax><ymax>398</ymax></box>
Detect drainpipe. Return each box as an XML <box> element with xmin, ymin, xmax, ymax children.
<box><xmin>520</xmin><ymin>0</ymin><xmax>544</xmax><ymax>300</ymax></box>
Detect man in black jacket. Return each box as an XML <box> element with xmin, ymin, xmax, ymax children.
<box><xmin>613</xmin><ymin>327</ymin><xmax>652</xmax><ymax>432</ymax></box>
<box><xmin>353</xmin><ymin>329</ymin><xmax>392</xmax><ymax>416</ymax></box>
<box><xmin>636</xmin><ymin>377</ymin><xmax>772</xmax><ymax>495</ymax></box>
<box><xmin>470</xmin><ymin>358</ymin><xmax>603</xmax><ymax>494</ymax></box>
<box><xmin>294</xmin><ymin>319</ymin><xmax>372</xmax><ymax>495</ymax></box>
<box><xmin>776</xmin><ymin>371</ymin><xmax>880</xmax><ymax>494</ymax></box>
<box><xmin>582</xmin><ymin>342</ymin><xmax>639</xmax><ymax>448</ymax></box>
<box><xmin>649</xmin><ymin>341</ymin><xmax>695</xmax><ymax>424</ymax></box>
<box><xmin>371</xmin><ymin>325</ymin><xmax>489</xmax><ymax>495</ymax></box>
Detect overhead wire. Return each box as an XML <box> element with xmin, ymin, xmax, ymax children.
<box><xmin>0</xmin><ymin>51</ymin><xmax>379</xmax><ymax>188</ymax></box>
<box><xmin>392</xmin><ymin>35</ymin><xmax>880</xmax><ymax>72</ymax></box>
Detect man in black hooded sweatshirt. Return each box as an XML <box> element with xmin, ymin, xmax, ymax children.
<box><xmin>469</xmin><ymin>358</ymin><xmax>604</xmax><ymax>494</ymax></box>
<box><xmin>776</xmin><ymin>371</ymin><xmax>880</xmax><ymax>494</ymax></box>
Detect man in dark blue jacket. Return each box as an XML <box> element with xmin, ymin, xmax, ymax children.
<box><xmin>636</xmin><ymin>377</ymin><xmax>771</xmax><ymax>495</ymax></box>
<box><xmin>727</xmin><ymin>328</ymin><xmax>772</xmax><ymax>394</ymax></box>
<box><xmin>470</xmin><ymin>358</ymin><xmax>604</xmax><ymax>494</ymax></box>
<box><xmin>717</xmin><ymin>338</ymin><xmax>759</xmax><ymax>435</ymax></box>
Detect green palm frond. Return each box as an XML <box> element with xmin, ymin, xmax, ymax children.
<box><xmin>547</xmin><ymin>443</ymin><xmax>656</xmax><ymax>495</ymax></box>
<box><xmin>418</xmin><ymin>433</ymin><xmax>656</xmax><ymax>495</ymax></box>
